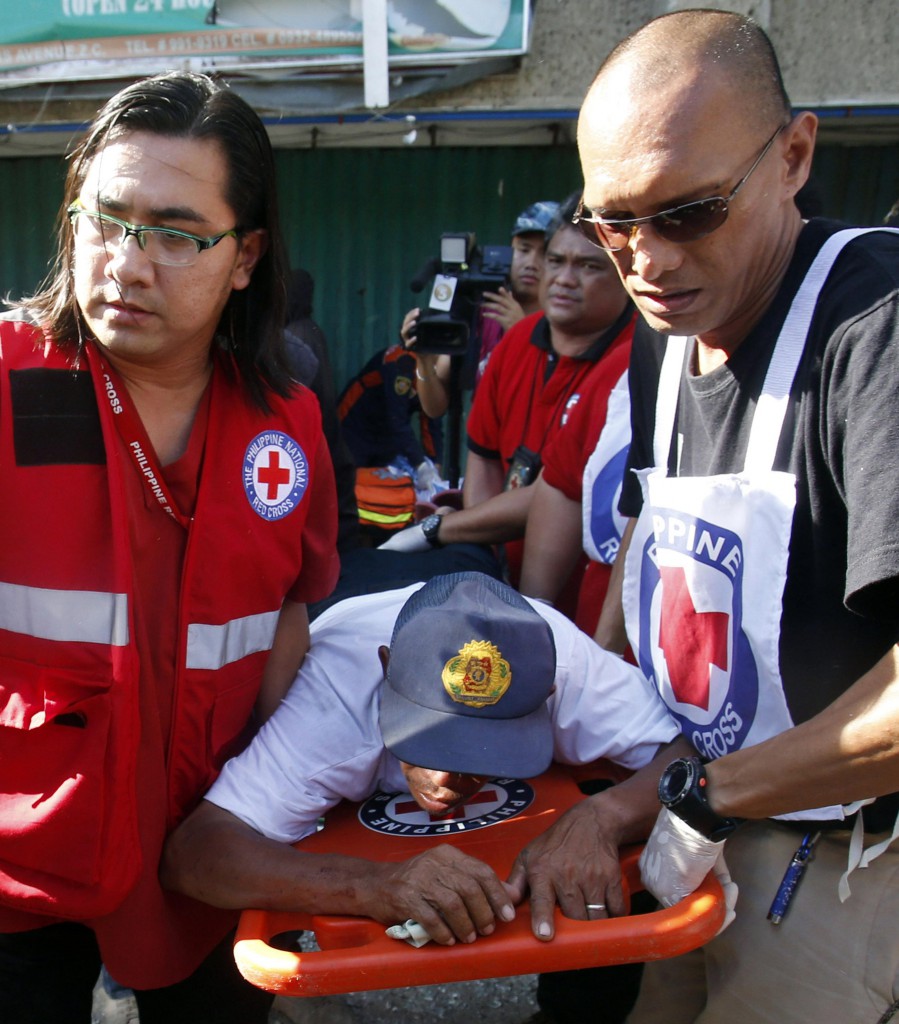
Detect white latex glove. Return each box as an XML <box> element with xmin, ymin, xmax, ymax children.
<box><xmin>377</xmin><ymin>523</ymin><xmax>430</xmax><ymax>553</ymax></box>
<box><xmin>639</xmin><ymin>807</ymin><xmax>738</xmax><ymax>933</ymax></box>
<box><xmin>712</xmin><ymin>850</ymin><xmax>739</xmax><ymax>933</ymax></box>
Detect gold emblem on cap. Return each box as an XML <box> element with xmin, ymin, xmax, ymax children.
<box><xmin>442</xmin><ymin>640</ymin><xmax>511</xmax><ymax>708</ymax></box>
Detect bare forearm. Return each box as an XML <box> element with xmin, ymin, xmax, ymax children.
<box><xmin>519</xmin><ymin>477</ymin><xmax>583</xmax><ymax>604</ymax></box>
<box><xmin>400</xmin><ymin>308</ymin><xmax>451</xmax><ymax>419</ymax></box>
<box><xmin>162</xmin><ymin>807</ymin><xmax>387</xmax><ymax>917</ymax></box>
<box><xmin>462</xmin><ymin>452</ymin><xmax>505</xmax><ymax>508</ymax></box>
<box><xmin>413</xmin><ymin>354</ymin><xmax>451</xmax><ymax>419</ymax></box>
<box><xmin>592</xmin><ymin>517</ymin><xmax>634</xmax><ymax>654</ymax></box>
<box><xmin>256</xmin><ymin>601</ymin><xmax>309</xmax><ymax>723</ymax></box>
<box><xmin>708</xmin><ymin>645</ymin><xmax>899</xmax><ymax>819</ymax></box>
<box><xmin>594</xmin><ymin>735</ymin><xmax>697</xmax><ymax>844</ymax></box>
<box><xmin>162</xmin><ymin>803</ymin><xmax>516</xmax><ymax>944</ymax></box>
<box><xmin>439</xmin><ymin>485</ymin><xmax>535</xmax><ymax>546</ymax></box>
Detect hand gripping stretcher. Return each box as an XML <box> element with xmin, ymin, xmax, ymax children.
<box><xmin>233</xmin><ymin>761</ymin><xmax>724</xmax><ymax>996</ymax></box>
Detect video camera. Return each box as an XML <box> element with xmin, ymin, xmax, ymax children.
<box><xmin>409</xmin><ymin>233</ymin><xmax>513</xmax><ymax>355</ymax></box>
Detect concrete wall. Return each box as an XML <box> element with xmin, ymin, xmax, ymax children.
<box><xmin>0</xmin><ymin>0</ymin><xmax>893</xmax><ymax>154</ymax></box>
<box><xmin>405</xmin><ymin>0</ymin><xmax>898</xmax><ymax>141</ymax></box>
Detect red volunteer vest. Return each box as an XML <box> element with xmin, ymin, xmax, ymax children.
<box><xmin>0</xmin><ymin>318</ymin><xmax>336</xmax><ymax>920</ymax></box>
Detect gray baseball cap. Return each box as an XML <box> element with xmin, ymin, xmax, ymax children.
<box><xmin>379</xmin><ymin>572</ymin><xmax>557</xmax><ymax>779</ymax></box>
<box><xmin>511</xmin><ymin>201</ymin><xmax>561</xmax><ymax>238</ymax></box>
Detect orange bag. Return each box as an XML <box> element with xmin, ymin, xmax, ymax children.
<box><xmin>354</xmin><ymin>467</ymin><xmax>415</xmax><ymax>532</ymax></box>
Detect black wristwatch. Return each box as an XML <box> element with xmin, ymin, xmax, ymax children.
<box><xmin>419</xmin><ymin>513</ymin><xmax>444</xmax><ymax>548</ymax></box>
<box><xmin>657</xmin><ymin>756</ymin><xmax>743</xmax><ymax>841</ymax></box>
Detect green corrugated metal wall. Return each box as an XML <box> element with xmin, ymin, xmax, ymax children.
<box><xmin>273</xmin><ymin>145</ymin><xmax>582</xmax><ymax>388</ymax></box>
<box><xmin>0</xmin><ymin>156</ymin><xmax>67</xmax><ymax>304</ymax></box>
<box><xmin>0</xmin><ymin>141</ymin><xmax>895</xmax><ymax>390</ymax></box>
<box><xmin>809</xmin><ymin>143</ymin><xmax>898</xmax><ymax>226</ymax></box>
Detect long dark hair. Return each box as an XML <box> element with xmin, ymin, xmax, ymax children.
<box><xmin>24</xmin><ymin>72</ymin><xmax>292</xmax><ymax>409</ymax></box>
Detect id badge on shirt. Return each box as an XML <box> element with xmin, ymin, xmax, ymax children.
<box><xmin>504</xmin><ymin>445</ymin><xmax>541</xmax><ymax>491</ymax></box>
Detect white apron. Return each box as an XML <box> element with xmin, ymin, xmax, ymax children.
<box><xmin>582</xmin><ymin>369</ymin><xmax>631</xmax><ymax>566</ymax></box>
<box><xmin>622</xmin><ymin>228</ymin><xmax>879</xmax><ymax>823</ymax></box>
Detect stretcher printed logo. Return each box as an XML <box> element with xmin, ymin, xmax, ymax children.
<box><xmin>636</xmin><ymin>509</ymin><xmax>760</xmax><ymax>758</ymax></box>
<box><xmin>358</xmin><ymin>779</ymin><xmax>534</xmax><ymax>837</ymax></box>
<box><xmin>242</xmin><ymin>431</ymin><xmax>309</xmax><ymax>520</ymax></box>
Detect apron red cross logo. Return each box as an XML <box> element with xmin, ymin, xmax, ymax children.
<box><xmin>658</xmin><ymin>565</ymin><xmax>729</xmax><ymax>710</ymax></box>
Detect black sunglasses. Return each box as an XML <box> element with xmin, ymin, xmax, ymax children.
<box><xmin>573</xmin><ymin>123</ymin><xmax>787</xmax><ymax>251</ymax></box>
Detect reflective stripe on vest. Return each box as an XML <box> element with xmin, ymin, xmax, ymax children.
<box><xmin>359</xmin><ymin>509</ymin><xmax>414</xmax><ymax>526</ymax></box>
<box><xmin>0</xmin><ymin>581</ymin><xmax>129</xmax><ymax>645</ymax></box>
<box><xmin>185</xmin><ymin>609</ymin><xmax>280</xmax><ymax>671</ymax></box>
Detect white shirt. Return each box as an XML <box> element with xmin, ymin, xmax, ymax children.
<box><xmin>207</xmin><ymin>584</ymin><xmax>678</xmax><ymax>843</ymax></box>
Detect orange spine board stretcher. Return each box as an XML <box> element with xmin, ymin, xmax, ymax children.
<box><xmin>234</xmin><ymin>761</ymin><xmax>724</xmax><ymax>997</ymax></box>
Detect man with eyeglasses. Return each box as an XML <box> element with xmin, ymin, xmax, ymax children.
<box><xmin>0</xmin><ymin>74</ymin><xmax>338</xmax><ymax>1023</ymax></box>
<box><xmin>508</xmin><ymin>9</ymin><xmax>899</xmax><ymax>1024</ymax></box>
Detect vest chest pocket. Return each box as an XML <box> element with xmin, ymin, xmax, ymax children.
<box><xmin>208</xmin><ymin>670</ymin><xmax>260</xmax><ymax>777</ymax></box>
<box><xmin>0</xmin><ymin>657</ymin><xmax>140</xmax><ymax>910</ymax></box>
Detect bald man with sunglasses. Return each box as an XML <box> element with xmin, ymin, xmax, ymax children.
<box><xmin>507</xmin><ymin>10</ymin><xmax>899</xmax><ymax>1024</ymax></box>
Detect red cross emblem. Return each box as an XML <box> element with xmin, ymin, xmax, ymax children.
<box><xmin>257</xmin><ymin>449</ymin><xmax>292</xmax><ymax>500</ymax></box>
<box><xmin>394</xmin><ymin>788</ymin><xmax>498</xmax><ymax>822</ymax></box>
<box><xmin>243</xmin><ymin>431</ymin><xmax>308</xmax><ymax>521</ymax></box>
<box><xmin>658</xmin><ymin>565</ymin><xmax>729</xmax><ymax>710</ymax></box>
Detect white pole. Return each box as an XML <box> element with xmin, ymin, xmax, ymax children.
<box><xmin>362</xmin><ymin>0</ymin><xmax>389</xmax><ymax>109</ymax></box>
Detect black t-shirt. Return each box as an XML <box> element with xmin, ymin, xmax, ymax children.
<box><xmin>622</xmin><ymin>219</ymin><xmax>899</xmax><ymax>725</ymax></box>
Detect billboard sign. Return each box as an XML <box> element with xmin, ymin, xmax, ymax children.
<box><xmin>0</xmin><ymin>1</ymin><xmax>531</xmax><ymax>79</ymax></box>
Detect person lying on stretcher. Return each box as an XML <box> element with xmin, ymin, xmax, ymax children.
<box><xmin>162</xmin><ymin>572</ymin><xmax>690</xmax><ymax>946</ymax></box>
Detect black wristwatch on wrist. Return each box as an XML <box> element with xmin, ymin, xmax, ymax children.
<box><xmin>419</xmin><ymin>512</ymin><xmax>444</xmax><ymax>548</ymax></box>
<box><xmin>657</xmin><ymin>756</ymin><xmax>743</xmax><ymax>841</ymax></box>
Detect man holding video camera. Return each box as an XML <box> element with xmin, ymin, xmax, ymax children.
<box><xmin>400</xmin><ymin>201</ymin><xmax>559</xmax><ymax>420</ymax></box>
<box><xmin>382</xmin><ymin>194</ymin><xmax>636</xmax><ymax>605</ymax></box>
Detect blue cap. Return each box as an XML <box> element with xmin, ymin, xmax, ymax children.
<box><xmin>379</xmin><ymin>572</ymin><xmax>556</xmax><ymax>778</ymax></box>
<box><xmin>511</xmin><ymin>201</ymin><xmax>560</xmax><ymax>238</ymax></box>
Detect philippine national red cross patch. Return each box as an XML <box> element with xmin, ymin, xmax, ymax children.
<box><xmin>243</xmin><ymin>431</ymin><xmax>309</xmax><ymax>521</ymax></box>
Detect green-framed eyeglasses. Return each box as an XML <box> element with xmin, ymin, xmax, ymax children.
<box><xmin>67</xmin><ymin>198</ymin><xmax>239</xmax><ymax>267</ymax></box>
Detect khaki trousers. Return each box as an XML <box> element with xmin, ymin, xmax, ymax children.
<box><xmin>628</xmin><ymin>820</ymin><xmax>899</xmax><ymax>1024</ymax></box>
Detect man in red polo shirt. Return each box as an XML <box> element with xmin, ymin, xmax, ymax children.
<box><xmin>381</xmin><ymin>193</ymin><xmax>634</xmax><ymax>614</ymax></box>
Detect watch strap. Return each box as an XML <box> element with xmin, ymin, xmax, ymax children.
<box><xmin>419</xmin><ymin>513</ymin><xmax>444</xmax><ymax>548</ymax></box>
<box><xmin>659</xmin><ymin>756</ymin><xmax>743</xmax><ymax>842</ymax></box>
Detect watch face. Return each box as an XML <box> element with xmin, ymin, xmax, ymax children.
<box><xmin>657</xmin><ymin>756</ymin><xmax>740</xmax><ymax>839</ymax></box>
<box><xmin>659</xmin><ymin>759</ymin><xmax>692</xmax><ymax>805</ymax></box>
<box><xmin>421</xmin><ymin>514</ymin><xmax>441</xmax><ymax>541</ymax></box>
